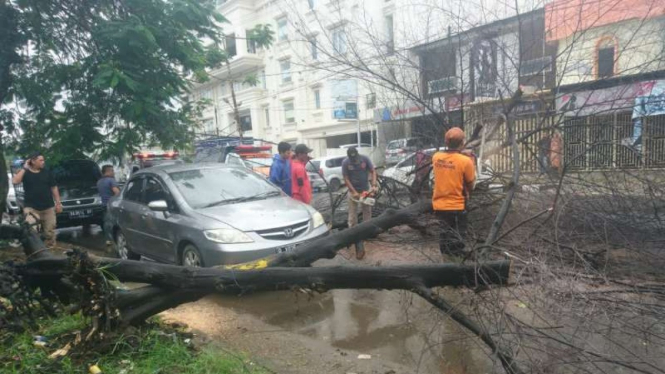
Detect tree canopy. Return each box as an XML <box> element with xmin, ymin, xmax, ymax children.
<box><xmin>0</xmin><ymin>0</ymin><xmax>228</xmax><ymax>162</ymax></box>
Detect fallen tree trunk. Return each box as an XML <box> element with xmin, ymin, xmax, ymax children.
<box><xmin>23</xmin><ymin>255</ymin><xmax>512</xmax><ymax>292</ymax></box>
<box><xmin>2</xmin><ymin>198</ymin><xmax>524</xmax><ymax>374</ymax></box>
<box><xmin>268</xmin><ymin>199</ymin><xmax>432</xmax><ymax>267</ymax></box>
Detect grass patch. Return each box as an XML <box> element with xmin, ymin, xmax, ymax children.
<box><xmin>1</xmin><ymin>313</ymin><xmax>268</xmax><ymax>374</ymax></box>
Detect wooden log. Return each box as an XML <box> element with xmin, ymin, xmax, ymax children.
<box><xmin>267</xmin><ymin>199</ymin><xmax>433</xmax><ymax>267</ymax></box>
<box><xmin>23</xmin><ymin>256</ymin><xmax>512</xmax><ymax>292</ymax></box>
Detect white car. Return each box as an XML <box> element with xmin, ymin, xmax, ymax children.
<box><xmin>382</xmin><ymin>149</ymin><xmax>437</xmax><ymax>186</ymax></box>
<box><xmin>6</xmin><ymin>173</ymin><xmax>20</xmax><ymax>215</ymax></box>
<box><xmin>382</xmin><ymin>151</ymin><xmax>502</xmax><ymax>191</ymax></box>
<box><xmin>309</xmin><ymin>156</ymin><xmax>347</xmax><ymax>191</ymax></box>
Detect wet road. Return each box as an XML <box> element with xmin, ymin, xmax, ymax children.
<box><xmin>54</xmin><ymin>201</ymin><xmax>491</xmax><ymax>374</ymax></box>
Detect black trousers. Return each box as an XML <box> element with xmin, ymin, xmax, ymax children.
<box><xmin>435</xmin><ymin>210</ymin><xmax>467</xmax><ymax>255</ymax></box>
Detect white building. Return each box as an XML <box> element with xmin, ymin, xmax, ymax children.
<box><xmin>189</xmin><ymin>0</ymin><xmax>412</xmax><ymax>161</ymax></box>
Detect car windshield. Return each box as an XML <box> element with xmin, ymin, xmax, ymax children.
<box><xmin>387</xmin><ymin>140</ymin><xmax>405</xmax><ymax>150</ymax></box>
<box><xmin>306</xmin><ymin>161</ymin><xmax>320</xmax><ymax>172</ymax></box>
<box><xmin>169</xmin><ymin>167</ymin><xmax>281</xmax><ymax>209</ymax></box>
<box><xmin>194</xmin><ymin>147</ymin><xmax>223</xmax><ymax>163</ymax></box>
<box><xmin>52</xmin><ymin>160</ymin><xmax>101</xmax><ymax>186</ymax></box>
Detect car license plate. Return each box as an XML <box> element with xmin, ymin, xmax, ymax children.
<box><xmin>69</xmin><ymin>209</ymin><xmax>93</xmax><ymax>218</ymax></box>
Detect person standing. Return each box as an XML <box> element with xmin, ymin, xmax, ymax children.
<box><xmin>291</xmin><ymin>144</ymin><xmax>313</xmax><ymax>204</ymax></box>
<box><xmin>97</xmin><ymin>165</ymin><xmax>121</xmax><ymax>205</ymax></box>
<box><xmin>269</xmin><ymin>142</ymin><xmax>293</xmax><ymax>196</ymax></box>
<box><xmin>342</xmin><ymin>147</ymin><xmax>377</xmax><ymax>260</ymax></box>
<box><xmin>432</xmin><ymin>128</ymin><xmax>476</xmax><ymax>256</ymax></box>
<box><xmin>97</xmin><ymin>165</ymin><xmax>121</xmax><ymax>246</ymax></box>
<box><xmin>12</xmin><ymin>152</ymin><xmax>62</xmax><ymax>249</ymax></box>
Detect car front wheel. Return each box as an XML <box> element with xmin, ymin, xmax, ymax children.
<box><xmin>181</xmin><ymin>244</ymin><xmax>204</xmax><ymax>267</ymax></box>
<box><xmin>329</xmin><ymin>178</ymin><xmax>341</xmax><ymax>192</ymax></box>
<box><xmin>115</xmin><ymin>231</ymin><xmax>140</xmax><ymax>261</ymax></box>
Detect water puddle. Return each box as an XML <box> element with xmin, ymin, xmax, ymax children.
<box><xmin>212</xmin><ymin>288</ymin><xmax>492</xmax><ymax>373</ymax></box>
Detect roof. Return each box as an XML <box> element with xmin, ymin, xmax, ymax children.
<box><xmin>410</xmin><ymin>8</ymin><xmax>543</xmax><ymax>52</ymax></box>
<box><xmin>133</xmin><ymin>162</ymin><xmax>244</xmax><ymax>177</ymax></box>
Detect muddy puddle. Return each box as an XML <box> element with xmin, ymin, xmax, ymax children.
<box><xmin>209</xmin><ymin>288</ymin><xmax>492</xmax><ymax>373</ymax></box>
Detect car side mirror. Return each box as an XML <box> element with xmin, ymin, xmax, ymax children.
<box><xmin>148</xmin><ymin>200</ymin><xmax>169</xmax><ymax>212</ymax></box>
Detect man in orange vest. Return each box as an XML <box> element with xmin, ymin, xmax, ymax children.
<box><xmin>432</xmin><ymin>127</ymin><xmax>476</xmax><ymax>256</ymax></box>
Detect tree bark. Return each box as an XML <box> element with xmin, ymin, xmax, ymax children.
<box><xmin>267</xmin><ymin>199</ymin><xmax>432</xmax><ymax>267</ymax></box>
<box><xmin>23</xmin><ymin>256</ymin><xmax>512</xmax><ymax>292</ymax></box>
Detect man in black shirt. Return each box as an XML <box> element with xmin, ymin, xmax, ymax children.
<box><xmin>12</xmin><ymin>152</ymin><xmax>62</xmax><ymax>249</ymax></box>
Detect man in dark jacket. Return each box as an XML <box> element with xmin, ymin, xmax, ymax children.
<box><xmin>269</xmin><ymin>142</ymin><xmax>292</xmax><ymax>196</ymax></box>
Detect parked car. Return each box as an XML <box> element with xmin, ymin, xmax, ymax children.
<box><xmin>385</xmin><ymin>138</ymin><xmax>432</xmax><ymax>166</ymax></box>
<box><xmin>306</xmin><ymin>162</ymin><xmax>327</xmax><ymax>192</ymax></box>
<box><xmin>382</xmin><ymin>148</ymin><xmax>437</xmax><ymax>186</ymax></box>
<box><xmin>6</xmin><ymin>173</ymin><xmax>19</xmax><ymax>215</ymax></box>
<box><xmin>383</xmin><ymin>150</ymin><xmax>502</xmax><ymax>191</ymax></box>
<box><xmin>14</xmin><ymin>159</ymin><xmax>106</xmax><ymax>228</ymax></box>
<box><xmin>129</xmin><ymin>151</ymin><xmax>183</xmax><ymax>177</ymax></box>
<box><xmin>107</xmin><ymin>163</ymin><xmax>329</xmax><ymax>267</ymax></box>
<box><xmin>309</xmin><ymin>156</ymin><xmax>347</xmax><ymax>192</ymax></box>
<box><xmin>54</xmin><ymin>160</ymin><xmax>106</xmax><ymax>228</ymax></box>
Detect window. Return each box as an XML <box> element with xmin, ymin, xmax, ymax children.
<box><xmin>280</xmin><ymin>60</ymin><xmax>292</xmax><ymax>84</ymax></box>
<box><xmin>239</xmin><ymin>110</ymin><xmax>252</xmax><ymax>132</ymax></box>
<box><xmin>314</xmin><ymin>89</ymin><xmax>321</xmax><ymax>109</ymax></box>
<box><xmin>598</xmin><ymin>46</ymin><xmax>615</xmax><ymax>78</ymax></box>
<box><xmin>124</xmin><ymin>179</ymin><xmax>143</xmax><ymax>202</ymax></box>
<box><xmin>308</xmin><ymin>0</ymin><xmax>315</xmax><ymax>10</ymax></box>
<box><xmin>144</xmin><ymin>177</ymin><xmax>169</xmax><ymax>205</ymax></box>
<box><xmin>283</xmin><ymin>101</ymin><xmax>295</xmax><ymax>123</ymax></box>
<box><xmin>277</xmin><ymin>18</ymin><xmax>288</xmax><ymax>41</ymax></box>
<box><xmin>201</xmin><ymin>88</ymin><xmax>213</xmax><ymax>100</ymax></box>
<box><xmin>332</xmin><ymin>27</ymin><xmax>347</xmax><ymax>55</ymax></box>
<box><xmin>366</xmin><ymin>93</ymin><xmax>376</xmax><ymax>109</ymax></box>
<box><xmin>202</xmin><ymin>118</ymin><xmax>215</xmax><ymax>132</ymax></box>
<box><xmin>260</xmin><ymin>70</ymin><xmax>267</xmax><ymax>89</ymax></box>
<box><xmin>225</xmin><ymin>34</ymin><xmax>237</xmax><ymax>58</ymax></box>
<box><xmin>247</xmin><ymin>29</ymin><xmax>257</xmax><ymax>53</ymax></box>
<box><xmin>264</xmin><ymin>107</ymin><xmax>270</xmax><ymax>128</ymax></box>
<box><xmin>169</xmin><ymin>168</ymin><xmax>279</xmax><ymax>210</ymax></box>
<box><xmin>520</xmin><ymin>56</ymin><xmax>553</xmax><ymax>76</ymax></box>
<box><xmin>385</xmin><ymin>15</ymin><xmax>394</xmax><ymax>55</ymax></box>
<box><xmin>218</xmin><ymin>83</ymin><xmax>227</xmax><ymax>97</ymax></box>
<box><xmin>310</xmin><ymin>38</ymin><xmax>318</xmax><ymax>60</ymax></box>
<box><xmin>233</xmin><ymin>81</ymin><xmax>247</xmax><ymax>92</ymax></box>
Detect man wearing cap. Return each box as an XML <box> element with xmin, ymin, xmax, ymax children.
<box><xmin>342</xmin><ymin>147</ymin><xmax>377</xmax><ymax>259</ymax></box>
<box><xmin>432</xmin><ymin>127</ymin><xmax>476</xmax><ymax>256</ymax></box>
<box><xmin>291</xmin><ymin>144</ymin><xmax>313</xmax><ymax>204</ymax></box>
<box><xmin>12</xmin><ymin>152</ymin><xmax>63</xmax><ymax>249</ymax></box>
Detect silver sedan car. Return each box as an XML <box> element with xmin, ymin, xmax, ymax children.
<box><xmin>108</xmin><ymin>163</ymin><xmax>329</xmax><ymax>267</ymax></box>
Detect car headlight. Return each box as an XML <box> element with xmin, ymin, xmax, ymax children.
<box><xmin>93</xmin><ymin>196</ymin><xmax>102</xmax><ymax>205</ymax></box>
<box><xmin>204</xmin><ymin>228</ymin><xmax>253</xmax><ymax>244</ymax></box>
<box><xmin>311</xmin><ymin>211</ymin><xmax>325</xmax><ymax>228</ymax></box>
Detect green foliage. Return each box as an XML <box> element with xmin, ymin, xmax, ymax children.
<box><xmin>246</xmin><ymin>24</ymin><xmax>275</xmax><ymax>49</ymax></box>
<box><xmin>0</xmin><ymin>0</ymin><xmax>228</xmax><ymax>161</ymax></box>
<box><xmin>1</xmin><ymin>313</ymin><xmax>268</xmax><ymax>374</ymax></box>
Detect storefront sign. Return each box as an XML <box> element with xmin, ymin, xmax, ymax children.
<box><xmin>373</xmin><ymin>99</ymin><xmax>444</xmax><ymax>122</ymax></box>
<box><xmin>331</xmin><ymin>79</ymin><xmax>358</xmax><ymax>119</ymax></box>
<box><xmin>556</xmin><ymin>80</ymin><xmax>656</xmax><ymax>116</ymax></box>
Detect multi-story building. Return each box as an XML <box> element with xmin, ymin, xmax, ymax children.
<box><xmin>189</xmin><ymin>0</ymin><xmax>404</xmax><ymax>160</ymax></box>
<box><xmin>549</xmin><ymin>0</ymin><xmax>665</xmax><ymax>170</ymax></box>
<box><xmin>405</xmin><ymin>0</ymin><xmax>665</xmax><ymax>173</ymax></box>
